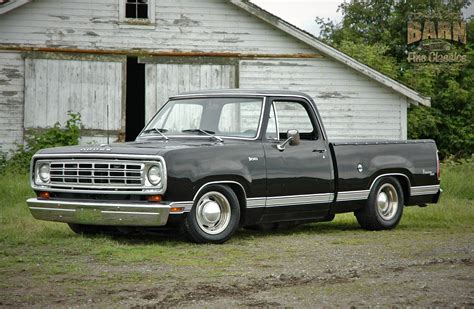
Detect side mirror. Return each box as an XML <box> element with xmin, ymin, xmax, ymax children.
<box><xmin>288</xmin><ymin>129</ymin><xmax>300</xmax><ymax>146</ymax></box>
<box><xmin>277</xmin><ymin>129</ymin><xmax>300</xmax><ymax>151</ymax></box>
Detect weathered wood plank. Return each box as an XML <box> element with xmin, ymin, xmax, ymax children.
<box><xmin>0</xmin><ymin>52</ymin><xmax>24</xmax><ymax>153</ymax></box>
<box><xmin>24</xmin><ymin>58</ymin><xmax>123</xmax><ymax>131</ymax></box>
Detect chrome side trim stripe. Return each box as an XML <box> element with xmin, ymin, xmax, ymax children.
<box><xmin>168</xmin><ymin>185</ymin><xmax>441</xmax><ymax>213</ymax></box>
<box><xmin>336</xmin><ymin>190</ymin><xmax>370</xmax><ymax>202</ymax></box>
<box><xmin>246</xmin><ymin>197</ymin><xmax>266</xmax><ymax>209</ymax></box>
<box><xmin>174</xmin><ymin>193</ymin><xmax>335</xmax><ymax>213</ymax></box>
<box><xmin>410</xmin><ymin>185</ymin><xmax>440</xmax><ymax>196</ymax></box>
<box><xmin>266</xmin><ymin>193</ymin><xmax>334</xmax><ymax>207</ymax></box>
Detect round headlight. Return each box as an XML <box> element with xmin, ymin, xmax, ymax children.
<box><xmin>39</xmin><ymin>163</ymin><xmax>50</xmax><ymax>182</ymax></box>
<box><xmin>147</xmin><ymin>165</ymin><xmax>162</xmax><ymax>186</ymax></box>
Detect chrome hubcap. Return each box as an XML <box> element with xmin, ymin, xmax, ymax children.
<box><xmin>376</xmin><ymin>183</ymin><xmax>399</xmax><ymax>221</ymax></box>
<box><xmin>201</xmin><ymin>201</ymin><xmax>221</xmax><ymax>224</ymax></box>
<box><xmin>196</xmin><ymin>191</ymin><xmax>231</xmax><ymax>235</ymax></box>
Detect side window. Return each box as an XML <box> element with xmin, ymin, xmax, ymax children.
<box><xmin>273</xmin><ymin>101</ymin><xmax>317</xmax><ymax>140</ymax></box>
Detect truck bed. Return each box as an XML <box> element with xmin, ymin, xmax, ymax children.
<box><xmin>330</xmin><ymin>139</ymin><xmax>440</xmax><ymax>206</ymax></box>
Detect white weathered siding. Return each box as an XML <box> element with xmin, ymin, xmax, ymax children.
<box><xmin>24</xmin><ymin>58</ymin><xmax>124</xmax><ymax>141</ymax></box>
<box><xmin>0</xmin><ymin>0</ymin><xmax>317</xmax><ymax>55</ymax></box>
<box><xmin>0</xmin><ymin>0</ymin><xmax>412</xmax><ymax>142</ymax></box>
<box><xmin>145</xmin><ymin>63</ymin><xmax>236</xmax><ymax>121</ymax></box>
<box><xmin>0</xmin><ymin>52</ymin><xmax>24</xmax><ymax>153</ymax></box>
<box><xmin>240</xmin><ymin>58</ymin><xmax>408</xmax><ymax>140</ymax></box>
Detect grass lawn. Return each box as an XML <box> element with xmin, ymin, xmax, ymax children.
<box><xmin>0</xmin><ymin>160</ymin><xmax>472</xmax><ymax>307</ymax></box>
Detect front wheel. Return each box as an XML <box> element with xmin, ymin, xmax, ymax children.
<box><xmin>355</xmin><ymin>177</ymin><xmax>404</xmax><ymax>230</ymax></box>
<box><xmin>182</xmin><ymin>185</ymin><xmax>240</xmax><ymax>244</ymax></box>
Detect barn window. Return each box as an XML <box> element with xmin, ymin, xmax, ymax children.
<box><xmin>126</xmin><ymin>0</ymin><xmax>148</xmax><ymax>19</ymax></box>
<box><xmin>119</xmin><ymin>0</ymin><xmax>155</xmax><ymax>25</ymax></box>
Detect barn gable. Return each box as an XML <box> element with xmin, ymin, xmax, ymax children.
<box><xmin>0</xmin><ymin>0</ymin><xmax>430</xmax><ymax>153</ymax></box>
<box><xmin>0</xmin><ymin>0</ymin><xmax>317</xmax><ymax>55</ymax></box>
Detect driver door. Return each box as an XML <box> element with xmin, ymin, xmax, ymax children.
<box><xmin>261</xmin><ymin>97</ymin><xmax>334</xmax><ymax>222</ymax></box>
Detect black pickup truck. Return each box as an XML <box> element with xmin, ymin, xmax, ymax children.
<box><xmin>27</xmin><ymin>90</ymin><xmax>441</xmax><ymax>243</ymax></box>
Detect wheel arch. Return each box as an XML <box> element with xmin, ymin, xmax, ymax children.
<box><xmin>369</xmin><ymin>172</ymin><xmax>411</xmax><ymax>204</ymax></box>
<box><xmin>193</xmin><ymin>180</ymin><xmax>248</xmax><ymax>225</ymax></box>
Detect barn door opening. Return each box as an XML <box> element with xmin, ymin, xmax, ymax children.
<box><xmin>125</xmin><ymin>57</ymin><xmax>145</xmax><ymax>141</ymax></box>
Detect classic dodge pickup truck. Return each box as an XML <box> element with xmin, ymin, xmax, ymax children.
<box><xmin>27</xmin><ymin>90</ymin><xmax>441</xmax><ymax>243</ymax></box>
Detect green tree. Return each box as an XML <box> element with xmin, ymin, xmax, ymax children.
<box><xmin>317</xmin><ymin>0</ymin><xmax>473</xmax><ymax>158</ymax></box>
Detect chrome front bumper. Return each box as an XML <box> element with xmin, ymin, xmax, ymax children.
<box><xmin>27</xmin><ymin>198</ymin><xmax>170</xmax><ymax>226</ymax></box>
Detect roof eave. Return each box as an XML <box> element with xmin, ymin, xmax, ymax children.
<box><xmin>231</xmin><ymin>0</ymin><xmax>431</xmax><ymax>107</ymax></box>
<box><xmin>0</xmin><ymin>0</ymin><xmax>31</xmax><ymax>15</ymax></box>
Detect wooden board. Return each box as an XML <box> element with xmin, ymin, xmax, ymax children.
<box><xmin>24</xmin><ymin>58</ymin><xmax>123</xmax><ymax>136</ymax></box>
<box><xmin>0</xmin><ymin>52</ymin><xmax>24</xmax><ymax>153</ymax></box>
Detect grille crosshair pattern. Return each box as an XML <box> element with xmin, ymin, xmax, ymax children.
<box><xmin>49</xmin><ymin>161</ymin><xmax>144</xmax><ymax>187</ymax></box>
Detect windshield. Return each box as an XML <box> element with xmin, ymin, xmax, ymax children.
<box><xmin>140</xmin><ymin>97</ymin><xmax>264</xmax><ymax>139</ymax></box>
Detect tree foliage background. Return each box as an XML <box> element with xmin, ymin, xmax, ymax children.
<box><xmin>316</xmin><ymin>0</ymin><xmax>473</xmax><ymax>158</ymax></box>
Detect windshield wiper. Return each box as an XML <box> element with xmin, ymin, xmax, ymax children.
<box><xmin>142</xmin><ymin>128</ymin><xmax>169</xmax><ymax>141</ymax></box>
<box><xmin>182</xmin><ymin>129</ymin><xmax>223</xmax><ymax>143</ymax></box>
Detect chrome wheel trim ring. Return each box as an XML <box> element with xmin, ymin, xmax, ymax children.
<box><xmin>376</xmin><ymin>183</ymin><xmax>399</xmax><ymax>221</ymax></box>
<box><xmin>195</xmin><ymin>191</ymin><xmax>231</xmax><ymax>235</ymax></box>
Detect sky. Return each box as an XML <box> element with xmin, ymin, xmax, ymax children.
<box><xmin>251</xmin><ymin>0</ymin><xmax>344</xmax><ymax>36</ymax></box>
<box><xmin>251</xmin><ymin>0</ymin><xmax>474</xmax><ymax>37</ymax></box>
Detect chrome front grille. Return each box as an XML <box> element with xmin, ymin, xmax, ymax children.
<box><xmin>32</xmin><ymin>154</ymin><xmax>167</xmax><ymax>195</ymax></box>
<box><xmin>49</xmin><ymin>161</ymin><xmax>144</xmax><ymax>187</ymax></box>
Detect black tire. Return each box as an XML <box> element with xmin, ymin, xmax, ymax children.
<box><xmin>182</xmin><ymin>185</ymin><xmax>240</xmax><ymax>244</ymax></box>
<box><xmin>68</xmin><ymin>223</ymin><xmax>116</xmax><ymax>235</ymax></box>
<box><xmin>355</xmin><ymin>177</ymin><xmax>404</xmax><ymax>231</ymax></box>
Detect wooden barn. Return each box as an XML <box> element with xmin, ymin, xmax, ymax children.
<box><xmin>0</xmin><ymin>0</ymin><xmax>430</xmax><ymax>153</ymax></box>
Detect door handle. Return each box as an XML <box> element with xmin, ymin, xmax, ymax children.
<box><xmin>313</xmin><ymin>149</ymin><xmax>327</xmax><ymax>154</ymax></box>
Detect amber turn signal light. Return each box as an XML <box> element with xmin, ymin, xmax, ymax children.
<box><xmin>39</xmin><ymin>192</ymin><xmax>50</xmax><ymax>200</ymax></box>
<box><xmin>170</xmin><ymin>207</ymin><xmax>185</xmax><ymax>213</ymax></box>
<box><xmin>147</xmin><ymin>195</ymin><xmax>162</xmax><ymax>202</ymax></box>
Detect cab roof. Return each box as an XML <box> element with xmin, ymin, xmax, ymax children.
<box><xmin>169</xmin><ymin>89</ymin><xmax>313</xmax><ymax>100</ymax></box>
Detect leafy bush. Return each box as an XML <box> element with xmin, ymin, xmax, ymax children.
<box><xmin>1</xmin><ymin>112</ymin><xmax>81</xmax><ymax>174</ymax></box>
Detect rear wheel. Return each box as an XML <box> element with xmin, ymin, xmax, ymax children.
<box><xmin>355</xmin><ymin>177</ymin><xmax>404</xmax><ymax>230</ymax></box>
<box><xmin>182</xmin><ymin>185</ymin><xmax>240</xmax><ymax>244</ymax></box>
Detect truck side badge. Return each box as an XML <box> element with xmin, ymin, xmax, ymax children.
<box><xmin>357</xmin><ymin>163</ymin><xmax>364</xmax><ymax>173</ymax></box>
<box><xmin>248</xmin><ymin>157</ymin><xmax>259</xmax><ymax>162</ymax></box>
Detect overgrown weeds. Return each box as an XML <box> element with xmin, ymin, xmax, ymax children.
<box><xmin>0</xmin><ymin>112</ymin><xmax>81</xmax><ymax>174</ymax></box>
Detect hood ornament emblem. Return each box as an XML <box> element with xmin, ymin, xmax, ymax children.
<box><xmin>80</xmin><ymin>144</ymin><xmax>112</xmax><ymax>152</ymax></box>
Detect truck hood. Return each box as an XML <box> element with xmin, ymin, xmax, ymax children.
<box><xmin>36</xmin><ymin>138</ymin><xmax>243</xmax><ymax>157</ymax></box>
